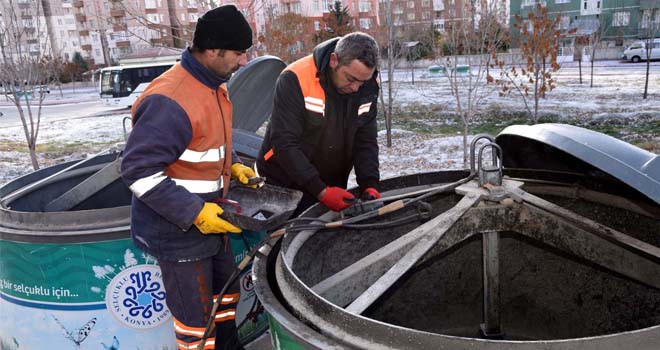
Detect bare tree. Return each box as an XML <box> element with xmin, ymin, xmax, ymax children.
<box><xmin>491</xmin><ymin>4</ymin><xmax>575</xmax><ymax>124</ymax></box>
<box><xmin>588</xmin><ymin>21</ymin><xmax>601</xmax><ymax>88</ymax></box>
<box><xmin>438</xmin><ymin>0</ymin><xmax>507</xmax><ymax>165</ymax></box>
<box><xmin>0</xmin><ymin>0</ymin><xmax>55</xmax><ymax>170</ymax></box>
<box><xmin>586</xmin><ymin>13</ymin><xmax>611</xmax><ymax>88</ymax></box>
<box><xmin>123</xmin><ymin>0</ymin><xmax>268</xmax><ymax>50</ymax></box>
<box><xmin>573</xmin><ymin>36</ymin><xmax>587</xmax><ymax>84</ymax></box>
<box><xmin>380</xmin><ymin>0</ymin><xmax>397</xmax><ymax>148</ymax></box>
<box><xmin>261</xmin><ymin>9</ymin><xmax>312</xmax><ymax>63</ymax></box>
<box><xmin>641</xmin><ymin>6</ymin><xmax>660</xmax><ymax>99</ymax></box>
<box><xmin>376</xmin><ymin>0</ymin><xmax>426</xmax><ymax>148</ymax></box>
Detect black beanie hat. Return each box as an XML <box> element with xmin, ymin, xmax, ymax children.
<box><xmin>193</xmin><ymin>5</ymin><xmax>253</xmax><ymax>50</ymax></box>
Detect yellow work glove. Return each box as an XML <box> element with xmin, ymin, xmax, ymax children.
<box><xmin>193</xmin><ymin>202</ymin><xmax>241</xmax><ymax>234</ymax></box>
<box><xmin>231</xmin><ymin>163</ymin><xmax>257</xmax><ymax>188</ymax></box>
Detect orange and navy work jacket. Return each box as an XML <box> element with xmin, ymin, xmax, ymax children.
<box><xmin>120</xmin><ymin>49</ymin><xmax>237</xmax><ymax>262</ymax></box>
<box><xmin>257</xmin><ymin>38</ymin><xmax>380</xmax><ymax>201</ymax></box>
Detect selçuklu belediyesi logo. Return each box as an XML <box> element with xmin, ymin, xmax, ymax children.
<box><xmin>105</xmin><ymin>265</ymin><xmax>170</xmax><ymax>329</ymax></box>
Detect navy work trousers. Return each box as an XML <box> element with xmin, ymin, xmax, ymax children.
<box><xmin>158</xmin><ymin>240</ymin><xmax>242</xmax><ymax>350</ymax></box>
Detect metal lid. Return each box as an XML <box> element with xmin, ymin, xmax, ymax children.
<box><xmin>228</xmin><ymin>55</ymin><xmax>286</xmax><ymax>132</ymax></box>
<box><xmin>496</xmin><ymin>123</ymin><xmax>660</xmax><ymax>205</ymax></box>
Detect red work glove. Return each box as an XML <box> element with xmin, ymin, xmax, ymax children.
<box><xmin>361</xmin><ymin>187</ymin><xmax>381</xmax><ymax>201</ymax></box>
<box><xmin>318</xmin><ymin>186</ymin><xmax>355</xmax><ymax>212</ymax></box>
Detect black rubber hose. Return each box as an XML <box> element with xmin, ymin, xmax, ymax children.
<box><xmin>198</xmin><ymin>174</ymin><xmax>475</xmax><ymax>348</ymax></box>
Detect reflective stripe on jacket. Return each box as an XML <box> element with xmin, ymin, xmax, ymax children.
<box><xmin>257</xmin><ymin>38</ymin><xmax>380</xmax><ymax>201</ymax></box>
<box><xmin>286</xmin><ymin>55</ymin><xmax>326</xmax><ymax>115</ymax></box>
<box><xmin>131</xmin><ymin>64</ymin><xmax>233</xmax><ymax>198</ymax></box>
<box><xmin>120</xmin><ymin>49</ymin><xmax>234</xmax><ymax>262</ymax></box>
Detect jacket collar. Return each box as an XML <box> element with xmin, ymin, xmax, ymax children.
<box><xmin>313</xmin><ymin>37</ymin><xmax>340</xmax><ymax>75</ymax></box>
<box><xmin>181</xmin><ymin>48</ymin><xmax>229</xmax><ymax>89</ymax></box>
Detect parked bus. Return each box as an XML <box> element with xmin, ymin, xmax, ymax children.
<box><xmin>99</xmin><ymin>61</ymin><xmax>176</xmax><ymax>108</ymax></box>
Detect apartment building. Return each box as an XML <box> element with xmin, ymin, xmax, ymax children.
<box><xmin>510</xmin><ymin>0</ymin><xmax>660</xmax><ymax>49</ymax></box>
<box><xmin>72</xmin><ymin>0</ymin><xmax>205</xmax><ymax>65</ymax></box>
<box><xmin>1</xmin><ymin>0</ymin><xmax>206</xmax><ymax>66</ymax></box>
<box><xmin>378</xmin><ymin>0</ymin><xmax>442</xmax><ymax>37</ymax></box>
<box><xmin>3</xmin><ymin>0</ymin><xmax>517</xmax><ymax>68</ymax></box>
<box><xmin>0</xmin><ymin>0</ymin><xmax>52</xmax><ymax>62</ymax></box>
<box><xmin>375</xmin><ymin>0</ymin><xmax>504</xmax><ymax>41</ymax></box>
<box><xmin>41</xmin><ymin>0</ymin><xmax>80</xmax><ymax>61</ymax></box>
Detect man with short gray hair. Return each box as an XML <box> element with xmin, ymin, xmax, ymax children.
<box><xmin>257</xmin><ymin>32</ymin><xmax>381</xmax><ymax>215</ymax></box>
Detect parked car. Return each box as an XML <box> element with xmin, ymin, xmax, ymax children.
<box><xmin>621</xmin><ymin>39</ymin><xmax>660</xmax><ymax>63</ymax></box>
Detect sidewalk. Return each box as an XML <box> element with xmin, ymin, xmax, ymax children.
<box><xmin>0</xmin><ymin>81</ymin><xmax>100</xmax><ymax>107</ymax></box>
<box><xmin>0</xmin><ymin>88</ymin><xmax>99</xmax><ymax>107</ymax></box>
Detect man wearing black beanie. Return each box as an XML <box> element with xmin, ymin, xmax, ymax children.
<box><xmin>121</xmin><ymin>5</ymin><xmax>254</xmax><ymax>350</ymax></box>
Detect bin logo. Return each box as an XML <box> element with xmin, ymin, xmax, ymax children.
<box><xmin>106</xmin><ymin>265</ymin><xmax>170</xmax><ymax>329</ymax></box>
<box><xmin>242</xmin><ymin>272</ymin><xmax>254</xmax><ymax>292</ymax></box>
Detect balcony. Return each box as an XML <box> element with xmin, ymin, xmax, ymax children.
<box><xmin>640</xmin><ymin>0</ymin><xmax>660</xmax><ymax>10</ymax></box>
<box><xmin>147</xmin><ymin>23</ymin><xmax>160</xmax><ymax>30</ymax></box>
<box><xmin>145</xmin><ymin>8</ymin><xmax>158</xmax><ymax>13</ymax></box>
<box><xmin>75</xmin><ymin>13</ymin><xmax>86</xmax><ymax>22</ymax></box>
<box><xmin>17</xmin><ymin>1</ymin><xmax>30</xmax><ymax>9</ymax></box>
<box><xmin>113</xmin><ymin>24</ymin><xmax>127</xmax><ymax>31</ymax></box>
<box><xmin>521</xmin><ymin>0</ymin><xmax>546</xmax><ymax>7</ymax></box>
<box><xmin>571</xmin><ymin>18</ymin><xmax>599</xmax><ymax>36</ymax></box>
<box><xmin>151</xmin><ymin>37</ymin><xmax>164</xmax><ymax>44</ymax></box>
<box><xmin>110</xmin><ymin>9</ymin><xmax>125</xmax><ymax>17</ymax></box>
<box><xmin>21</xmin><ymin>14</ymin><xmax>33</xmax><ymax>20</ymax></box>
<box><xmin>81</xmin><ymin>44</ymin><xmax>93</xmax><ymax>51</ymax></box>
<box><xmin>79</xmin><ymin>29</ymin><xmax>90</xmax><ymax>36</ymax></box>
<box><xmin>25</xmin><ymin>27</ymin><xmax>36</xmax><ymax>34</ymax></box>
<box><xmin>116</xmin><ymin>40</ymin><xmax>131</xmax><ymax>48</ymax></box>
<box><xmin>188</xmin><ymin>7</ymin><xmax>198</xmax><ymax>12</ymax></box>
<box><xmin>73</xmin><ymin>0</ymin><xmax>84</xmax><ymax>7</ymax></box>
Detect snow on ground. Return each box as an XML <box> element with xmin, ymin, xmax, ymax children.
<box><xmin>0</xmin><ymin>113</ymin><xmax>129</xmax><ymax>185</ymax></box>
<box><xmin>1</xmin><ymin>114</ymin><xmax>127</xmax><ymax>144</ymax></box>
<box><xmin>383</xmin><ymin>61</ymin><xmax>660</xmax><ymax>119</ymax></box>
<box><xmin>0</xmin><ymin>61</ymin><xmax>658</xmax><ymax>188</ymax></box>
<box><xmin>0</xmin><ymin>115</ymin><xmax>468</xmax><ymax>187</ymax></box>
<box><xmin>376</xmin><ymin>129</ymin><xmax>464</xmax><ymax>177</ymax></box>
<box><xmin>0</xmin><ymin>85</ymin><xmax>99</xmax><ymax>108</ymax></box>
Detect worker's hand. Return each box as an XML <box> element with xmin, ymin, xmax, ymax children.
<box><xmin>361</xmin><ymin>187</ymin><xmax>381</xmax><ymax>201</ymax></box>
<box><xmin>318</xmin><ymin>187</ymin><xmax>355</xmax><ymax>212</ymax></box>
<box><xmin>193</xmin><ymin>202</ymin><xmax>241</xmax><ymax>234</ymax></box>
<box><xmin>231</xmin><ymin>163</ymin><xmax>257</xmax><ymax>188</ymax></box>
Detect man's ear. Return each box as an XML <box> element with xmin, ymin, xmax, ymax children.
<box><xmin>204</xmin><ymin>49</ymin><xmax>219</xmax><ymax>59</ymax></box>
<box><xmin>329</xmin><ymin>52</ymin><xmax>339</xmax><ymax>69</ymax></box>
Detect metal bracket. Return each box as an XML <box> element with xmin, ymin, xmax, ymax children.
<box><xmin>469</xmin><ymin>134</ymin><xmax>495</xmax><ymax>175</ymax></box>
<box><xmin>478</xmin><ymin>142</ymin><xmax>503</xmax><ymax>187</ymax></box>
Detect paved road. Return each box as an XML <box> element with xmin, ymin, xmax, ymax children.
<box><xmin>385</xmin><ymin>59</ymin><xmax>660</xmax><ymax>83</ymax></box>
<box><xmin>0</xmin><ymin>100</ymin><xmax>128</xmax><ymax>128</ymax></box>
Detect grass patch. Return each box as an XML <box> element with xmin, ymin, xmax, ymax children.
<box><xmin>1</xmin><ymin>140</ymin><xmax>120</xmax><ymax>157</ymax></box>
<box><xmin>0</xmin><ymin>140</ymin><xmax>28</xmax><ymax>152</ymax></box>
